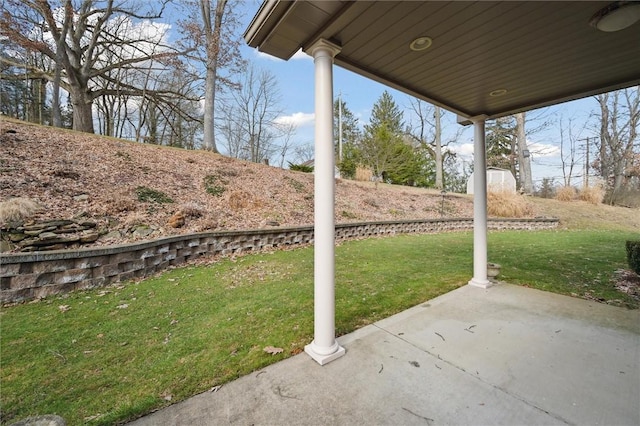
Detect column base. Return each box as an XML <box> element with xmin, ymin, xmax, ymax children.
<box><xmin>468</xmin><ymin>277</ymin><xmax>492</xmax><ymax>289</ymax></box>
<box><xmin>304</xmin><ymin>341</ymin><xmax>346</xmax><ymax>365</ymax></box>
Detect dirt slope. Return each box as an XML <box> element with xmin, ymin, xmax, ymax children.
<box><xmin>1</xmin><ymin>119</ymin><xmax>475</xmax><ymax>248</ymax></box>
<box><xmin>1</xmin><ymin>118</ymin><xmax>637</xmax><ymax>252</ymax></box>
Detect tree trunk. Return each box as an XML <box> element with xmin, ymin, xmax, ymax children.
<box><xmin>69</xmin><ymin>87</ymin><xmax>95</xmax><ymax>133</ymax></box>
<box><xmin>516</xmin><ymin>112</ymin><xmax>533</xmax><ymax>193</ymax></box>
<box><xmin>201</xmin><ymin>0</ymin><xmax>226</xmax><ymax>153</ymax></box>
<box><xmin>203</xmin><ymin>65</ymin><xmax>218</xmax><ymax>151</ymax></box>
<box><xmin>52</xmin><ymin>61</ymin><xmax>63</xmax><ymax>127</ymax></box>
<box><xmin>434</xmin><ymin>106</ymin><xmax>443</xmax><ymax>189</ymax></box>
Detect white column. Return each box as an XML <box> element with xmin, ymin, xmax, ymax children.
<box><xmin>304</xmin><ymin>39</ymin><xmax>345</xmax><ymax>365</ymax></box>
<box><xmin>468</xmin><ymin>117</ymin><xmax>491</xmax><ymax>288</ymax></box>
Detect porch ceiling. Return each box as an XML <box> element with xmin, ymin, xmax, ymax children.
<box><xmin>245</xmin><ymin>0</ymin><xmax>640</xmax><ymax>120</ymax></box>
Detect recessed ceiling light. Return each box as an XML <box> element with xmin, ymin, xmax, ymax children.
<box><xmin>409</xmin><ymin>37</ymin><xmax>432</xmax><ymax>51</ymax></box>
<box><xmin>489</xmin><ymin>89</ymin><xmax>508</xmax><ymax>97</ymax></box>
<box><xmin>590</xmin><ymin>1</ymin><xmax>640</xmax><ymax>32</ymax></box>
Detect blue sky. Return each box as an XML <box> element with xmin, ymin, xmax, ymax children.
<box><xmin>229</xmin><ymin>2</ymin><xmax>601</xmax><ymax>187</ymax></box>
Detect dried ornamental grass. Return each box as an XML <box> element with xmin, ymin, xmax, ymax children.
<box><xmin>355</xmin><ymin>166</ymin><xmax>373</xmax><ymax>182</ymax></box>
<box><xmin>487</xmin><ymin>190</ymin><xmax>534</xmax><ymax>217</ymax></box>
<box><xmin>579</xmin><ymin>186</ymin><xmax>605</xmax><ymax>205</ymax></box>
<box><xmin>555</xmin><ymin>186</ymin><xmax>577</xmax><ymax>201</ymax></box>
<box><xmin>0</xmin><ymin>197</ymin><xmax>41</xmax><ymax>224</ymax></box>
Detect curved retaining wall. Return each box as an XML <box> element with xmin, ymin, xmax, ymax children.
<box><xmin>0</xmin><ymin>218</ymin><xmax>558</xmax><ymax>303</ymax></box>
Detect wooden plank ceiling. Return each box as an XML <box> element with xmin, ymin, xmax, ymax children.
<box><xmin>245</xmin><ymin>0</ymin><xmax>640</xmax><ymax>120</ymax></box>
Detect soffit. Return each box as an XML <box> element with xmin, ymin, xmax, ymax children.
<box><xmin>245</xmin><ymin>1</ymin><xmax>640</xmax><ymax>120</ymax></box>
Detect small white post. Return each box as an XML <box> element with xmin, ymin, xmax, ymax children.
<box><xmin>304</xmin><ymin>39</ymin><xmax>345</xmax><ymax>365</ymax></box>
<box><xmin>469</xmin><ymin>117</ymin><xmax>491</xmax><ymax>288</ymax></box>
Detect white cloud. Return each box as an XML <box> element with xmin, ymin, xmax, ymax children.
<box><xmin>255</xmin><ymin>48</ymin><xmax>310</xmax><ymax>62</ymax></box>
<box><xmin>447</xmin><ymin>140</ymin><xmax>560</xmax><ymax>160</ymax></box>
<box><xmin>451</xmin><ymin>143</ymin><xmax>475</xmax><ymax>159</ymax></box>
<box><xmin>275</xmin><ymin>112</ymin><xmax>315</xmax><ymax>127</ymax></box>
<box><xmin>528</xmin><ymin>142</ymin><xmax>560</xmax><ymax>158</ymax></box>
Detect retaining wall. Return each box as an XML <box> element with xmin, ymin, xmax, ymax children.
<box><xmin>1</xmin><ymin>218</ymin><xmax>558</xmax><ymax>303</ymax></box>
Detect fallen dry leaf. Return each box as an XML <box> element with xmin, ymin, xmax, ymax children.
<box><xmin>58</xmin><ymin>305</ymin><xmax>70</xmax><ymax>312</ymax></box>
<box><xmin>263</xmin><ymin>346</ymin><xmax>284</xmax><ymax>355</ymax></box>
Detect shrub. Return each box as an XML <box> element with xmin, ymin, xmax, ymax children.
<box><xmin>487</xmin><ymin>190</ymin><xmax>534</xmax><ymax>217</ymax></box>
<box><xmin>536</xmin><ymin>177</ymin><xmax>555</xmax><ymax>198</ymax></box>
<box><xmin>341</xmin><ymin>210</ymin><xmax>357</xmax><ymax>219</ymax></box>
<box><xmin>135</xmin><ymin>186</ymin><xmax>174</xmax><ymax>203</ymax></box>
<box><xmin>180</xmin><ymin>202</ymin><xmax>205</xmax><ymax>219</ymax></box>
<box><xmin>578</xmin><ymin>186</ymin><xmax>605</xmax><ymax>205</ymax></box>
<box><xmin>288</xmin><ymin>162</ymin><xmax>313</xmax><ymax>173</ymax></box>
<box><xmin>104</xmin><ymin>194</ymin><xmax>136</xmax><ymax>214</ymax></box>
<box><xmin>555</xmin><ymin>186</ymin><xmax>576</xmax><ymax>202</ymax></box>
<box><xmin>203</xmin><ymin>175</ymin><xmax>226</xmax><ymax>196</ymax></box>
<box><xmin>626</xmin><ymin>241</ymin><xmax>640</xmax><ymax>275</ymax></box>
<box><xmin>123</xmin><ymin>213</ymin><xmax>148</xmax><ymax>229</ymax></box>
<box><xmin>355</xmin><ymin>167</ymin><xmax>373</xmax><ymax>182</ymax></box>
<box><xmin>228</xmin><ymin>190</ymin><xmax>250</xmax><ymax>210</ymax></box>
<box><xmin>337</xmin><ymin>157</ymin><xmax>356</xmax><ymax>179</ymax></box>
<box><xmin>0</xmin><ymin>197</ymin><xmax>41</xmax><ymax>225</ymax></box>
<box><xmin>285</xmin><ymin>176</ymin><xmax>306</xmax><ymax>193</ymax></box>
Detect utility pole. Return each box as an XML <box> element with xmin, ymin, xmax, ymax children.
<box><xmin>585</xmin><ymin>137</ymin><xmax>590</xmax><ymax>188</ymax></box>
<box><xmin>578</xmin><ymin>137</ymin><xmax>590</xmax><ymax>188</ymax></box>
<box><xmin>516</xmin><ymin>112</ymin><xmax>533</xmax><ymax>194</ymax></box>
<box><xmin>338</xmin><ymin>91</ymin><xmax>343</xmax><ymax>162</ymax></box>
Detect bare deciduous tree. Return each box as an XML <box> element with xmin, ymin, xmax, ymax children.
<box><xmin>178</xmin><ymin>0</ymin><xmax>244</xmax><ymax>153</ymax></box>
<box><xmin>595</xmin><ymin>87</ymin><xmax>639</xmax><ymax>193</ymax></box>
<box><xmin>407</xmin><ymin>99</ymin><xmax>461</xmax><ymax>189</ymax></box>
<box><xmin>219</xmin><ymin>65</ymin><xmax>288</xmax><ymax>164</ymax></box>
<box><xmin>559</xmin><ymin>116</ymin><xmax>581</xmax><ymax>187</ymax></box>
<box><xmin>0</xmin><ymin>0</ymin><xmax>182</xmax><ymax>133</ymax></box>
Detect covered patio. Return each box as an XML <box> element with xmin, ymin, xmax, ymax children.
<box><xmin>243</xmin><ymin>0</ymin><xmax>640</xmax><ymax>365</ymax></box>
<box><xmin>127</xmin><ymin>3</ymin><xmax>640</xmax><ymax>423</ymax></box>
<box><xmin>129</xmin><ymin>283</ymin><xmax>640</xmax><ymax>425</ymax></box>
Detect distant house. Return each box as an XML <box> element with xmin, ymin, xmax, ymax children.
<box><xmin>467</xmin><ymin>167</ymin><xmax>516</xmax><ymax>194</ymax></box>
<box><xmin>301</xmin><ymin>159</ymin><xmax>341</xmax><ymax>178</ymax></box>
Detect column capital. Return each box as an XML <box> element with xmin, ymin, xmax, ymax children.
<box><xmin>470</xmin><ymin>114</ymin><xmax>489</xmax><ymax>123</ymax></box>
<box><xmin>306</xmin><ymin>38</ymin><xmax>342</xmax><ymax>58</ymax></box>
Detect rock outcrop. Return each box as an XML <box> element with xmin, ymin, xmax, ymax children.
<box><xmin>1</xmin><ymin>219</ymin><xmax>99</xmax><ymax>252</ymax></box>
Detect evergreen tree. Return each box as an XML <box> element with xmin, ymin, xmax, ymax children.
<box><xmin>333</xmin><ymin>98</ymin><xmax>361</xmax><ymax>179</ymax></box>
<box><xmin>363</xmin><ymin>90</ymin><xmax>404</xmax><ymax>136</ymax></box>
<box><xmin>360</xmin><ymin>91</ymin><xmax>413</xmax><ymax>183</ymax></box>
<box><xmin>485</xmin><ymin>117</ymin><xmax>516</xmax><ymax>171</ymax></box>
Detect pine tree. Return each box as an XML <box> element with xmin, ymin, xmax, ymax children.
<box><xmin>333</xmin><ymin>98</ymin><xmax>361</xmax><ymax>178</ymax></box>
<box><xmin>363</xmin><ymin>91</ymin><xmax>404</xmax><ymax>137</ymax></box>
<box><xmin>360</xmin><ymin>91</ymin><xmax>420</xmax><ymax>185</ymax></box>
<box><xmin>485</xmin><ymin>117</ymin><xmax>516</xmax><ymax>171</ymax></box>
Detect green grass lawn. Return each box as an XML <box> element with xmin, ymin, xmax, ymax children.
<box><xmin>1</xmin><ymin>229</ymin><xmax>637</xmax><ymax>425</ymax></box>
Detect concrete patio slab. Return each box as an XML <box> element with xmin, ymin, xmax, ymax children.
<box><xmin>128</xmin><ymin>283</ymin><xmax>640</xmax><ymax>426</ymax></box>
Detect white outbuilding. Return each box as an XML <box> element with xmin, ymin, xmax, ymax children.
<box><xmin>467</xmin><ymin>167</ymin><xmax>516</xmax><ymax>194</ymax></box>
